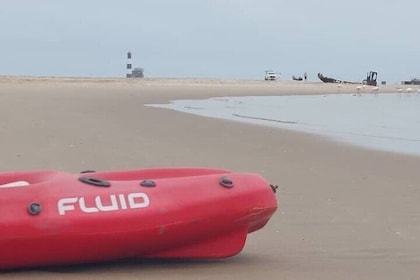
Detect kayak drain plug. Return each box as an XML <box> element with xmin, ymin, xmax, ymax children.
<box><xmin>219</xmin><ymin>177</ymin><xmax>234</xmax><ymax>188</ymax></box>
<box><xmin>28</xmin><ymin>202</ymin><xmax>42</xmax><ymax>215</ymax></box>
<box><xmin>140</xmin><ymin>180</ymin><xmax>156</xmax><ymax>187</ymax></box>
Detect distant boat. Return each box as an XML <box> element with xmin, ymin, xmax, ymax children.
<box><xmin>318</xmin><ymin>71</ymin><xmax>377</xmax><ymax>86</ymax></box>
<box><xmin>317</xmin><ymin>73</ymin><xmax>342</xmax><ymax>84</ymax></box>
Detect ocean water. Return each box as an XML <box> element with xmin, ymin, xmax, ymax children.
<box><xmin>147</xmin><ymin>93</ymin><xmax>420</xmax><ymax>157</ymax></box>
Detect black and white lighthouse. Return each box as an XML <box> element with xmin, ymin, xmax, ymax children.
<box><xmin>126</xmin><ymin>52</ymin><xmax>144</xmax><ymax>78</ymax></box>
<box><xmin>126</xmin><ymin>52</ymin><xmax>132</xmax><ymax>78</ymax></box>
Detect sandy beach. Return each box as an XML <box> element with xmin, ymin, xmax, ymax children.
<box><xmin>1</xmin><ymin>77</ymin><xmax>419</xmax><ymax>279</ymax></box>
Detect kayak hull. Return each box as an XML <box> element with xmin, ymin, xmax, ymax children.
<box><xmin>0</xmin><ymin>168</ymin><xmax>277</xmax><ymax>269</ymax></box>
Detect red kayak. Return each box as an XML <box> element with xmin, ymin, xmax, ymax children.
<box><xmin>0</xmin><ymin>167</ymin><xmax>278</xmax><ymax>270</ymax></box>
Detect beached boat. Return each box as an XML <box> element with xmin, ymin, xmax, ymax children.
<box><xmin>0</xmin><ymin>167</ymin><xmax>278</xmax><ymax>270</ymax></box>
<box><xmin>317</xmin><ymin>72</ymin><xmax>340</xmax><ymax>84</ymax></box>
<box><xmin>318</xmin><ymin>71</ymin><xmax>377</xmax><ymax>86</ymax></box>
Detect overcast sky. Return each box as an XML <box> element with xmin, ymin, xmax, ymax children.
<box><xmin>0</xmin><ymin>0</ymin><xmax>418</xmax><ymax>83</ymax></box>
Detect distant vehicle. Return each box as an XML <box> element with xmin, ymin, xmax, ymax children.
<box><xmin>131</xmin><ymin>67</ymin><xmax>144</xmax><ymax>78</ymax></box>
<box><xmin>401</xmin><ymin>78</ymin><xmax>420</xmax><ymax>85</ymax></box>
<box><xmin>292</xmin><ymin>75</ymin><xmax>303</xmax><ymax>81</ymax></box>
<box><xmin>264</xmin><ymin>71</ymin><xmax>277</xmax><ymax>81</ymax></box>
<box><xmin>363</xmin><ymin>71</ymin><xmax>377</xmax><ymax>86</ymax></box>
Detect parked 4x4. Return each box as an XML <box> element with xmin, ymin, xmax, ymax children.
<box><xmin>264</xmin><ymin>71</ymin><xmax>277</xmax><ymax>81</ymax></box>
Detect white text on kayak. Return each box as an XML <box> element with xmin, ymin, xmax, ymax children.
<box><xmin>57</xmin><ymin>192</ymin><xmax>150</xmax><ymax>215</ymax></box>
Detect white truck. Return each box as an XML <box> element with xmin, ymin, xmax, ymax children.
<box><xmin>264</xmin><ymin>70</ymin><xmax>277</xmax><ymax>81</ymax></box>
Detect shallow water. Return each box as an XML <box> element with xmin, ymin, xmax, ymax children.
<box><xmin>147</xmin><ymin>93</ymin><xmax>420</xmax><ymax>157</ymax></box>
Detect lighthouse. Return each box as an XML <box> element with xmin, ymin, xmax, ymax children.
<box><xmin>126</xmin><ymin>52</ymin><xmax>132</xmax><ymax>78</ymax></box>
<box><xmin>126</xmin><ymin>52</ymin><xmax>144</xmax><ymax>78</ymax></box>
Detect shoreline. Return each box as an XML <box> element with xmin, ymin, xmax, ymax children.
<box><xmin>148</xmin><ymin>94</ymin><xmax>420</xmax><ymax>158</ymax></box>
<box><xmin>0</xmin><ymin>75</ymin><xmax>411</xmax><ymax>93</ymax></box>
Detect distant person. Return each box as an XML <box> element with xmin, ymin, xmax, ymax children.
<box><xmin>304</xmin><ymin>72</ymin><xmax>308</xmax><ymax>81</ymax></box>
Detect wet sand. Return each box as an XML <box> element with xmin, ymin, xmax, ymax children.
<box><xmin>1</xmin><ymin>77</ymin><xmax>420</xmax><ymax>279</ymax></box>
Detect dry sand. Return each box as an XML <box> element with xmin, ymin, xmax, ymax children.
<box><xmin>1</xmin><ymin>77</ymin><xmax>419</xmax><ymax>279</ymax></box>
